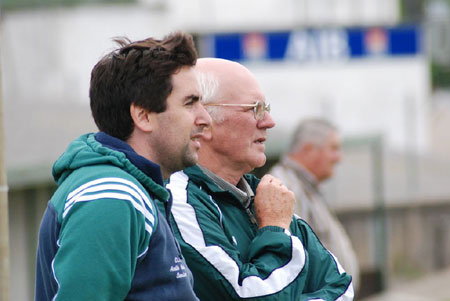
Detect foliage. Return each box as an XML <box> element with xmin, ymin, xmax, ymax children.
<box><xmin>431</xmin><ymin>63</ymin><xmax>450</xmax><ymax>89</ymax></box>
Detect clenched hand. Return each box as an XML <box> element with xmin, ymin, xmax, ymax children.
<box><xmin>254</xmin><ymin>174</ymin><xmax>295</xmax><ymax>230</ymax></box>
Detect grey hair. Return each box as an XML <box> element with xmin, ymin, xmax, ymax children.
<box><xmin>197</xmin><ymin>71</ymin><xmax>225</xmax><ymax>123</ymax></box>
<box><xmin>289</xmin><ymin>118</ymin><xmax>337</xmax><ymax>153</ymax></box>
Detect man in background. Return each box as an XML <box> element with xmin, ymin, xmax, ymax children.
<box><xmin>269</xmin><ymin>118</ymin><xmax>360</xmax><ymax>291</ymax></box>
<box><xmin>165</xmin><ymin>58</ymin><xmax>354</xmax><ymax>300</ymax></box>
<box><xmin>35</xmin><ymin>32</ymin><xmax>210</xmax><ymax>300</ymax></box>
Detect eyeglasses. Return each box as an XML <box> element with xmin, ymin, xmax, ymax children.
<box><xmin>203</xmin><ymin>101</ymin><xmax>270</xmax><ymax>121</ymax></box>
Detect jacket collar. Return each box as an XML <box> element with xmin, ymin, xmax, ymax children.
<box><xmin>282</xmin><ymin>156</ymin><xmax>320</xmax><ymax>192</ymax></box>
<box><xmin>95</xmin><ymin>132</ymin><xmax>164</xmax><ymax>186</ymax></box>
<box><xmin>184</xmin><ymin>165</ymin><xmax>254</xmax><ymax>208</ymax></box>
<box><xmin>184</xmin><ymin>165</ymin><xmax>225</xmax><ymax>193</ymax></box>
<box><xmin>197</xmin><ymin>165</ymin><xmax>254</xmax><ymax>208</ymax></box>
<box><xmin>94</xmin><ymin>132</ymin><xmax>169</xmax><ymax>201</ymax></box>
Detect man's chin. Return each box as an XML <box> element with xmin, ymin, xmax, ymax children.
<box><xmin>182</xmin><ymin>153</ymin><xmax>199</xmax><ymax>169</ymax></box>
<box><xmin>252</xmin><ymin>156</ymin><xmax>267</xmax><ymax>170</ymax></box>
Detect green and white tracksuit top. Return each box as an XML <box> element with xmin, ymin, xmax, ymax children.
<box><xmin>35</xmin><ymin>133</ymin><xmax>198</xmax><ymax>300</ymax></box>
<box><xmin>165</xmin><ymin>165</ymin><xmax>354</xmax><ymax>300</ymax></box>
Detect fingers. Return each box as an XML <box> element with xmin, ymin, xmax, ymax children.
<box><xmin>261</xmin><ymin>174</ymin><xmax>288</xmax><ymax>189</ymax></box>
<box><xmin>254</xmin><ymin>175</ymin><xmax>295</xmax><ymax>229</ymax></box>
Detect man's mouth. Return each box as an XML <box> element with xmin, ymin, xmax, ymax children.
<box><xmin>190</xmin><ymin>137</ymin><xmax>201</xmax><ymax>149</ymax></box>
<box><xmin>191</xmin><ymin>127</ymin><xmax>212</xmax><ymax>141</ymax></box>
<box><xmin>190</xmin><ymin>131</ymin><xmax>208</xmax><ymax>148</ymax></box>
<box><xmin>255</xmin><ymin>137</ymin><xmax>266</xmax><ymax>144</ymax></box>
<box><xmin>191</xmin><ymin>133</ymin><xmax>204</xmax><ymax>141</ymax></box>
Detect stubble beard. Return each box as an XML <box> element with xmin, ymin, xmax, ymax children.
<box><xmin>165</xmin><ymin>143</ymin><xmax>198</xmax><ymax>175</ymax></box>
<box><xmin>181</xmin><ymin>143</ymin><xmax>198</xmax><ymax>170</ymax></box>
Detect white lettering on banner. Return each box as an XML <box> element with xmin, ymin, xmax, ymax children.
<box><xmin>285</xmin><ymin>29</ymin><xmax>350</xmax><ymax>62</ymax></box>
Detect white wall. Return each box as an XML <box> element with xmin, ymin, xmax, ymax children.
<box><xmin>172</xmin><ymin>0</ymin><xmax>399</xmax><ymax>32</ymax></box>
<box><xmin>248</xmin><ymin>57</ymin><xmax>430</xmax><ymax>155</ymax></box>
<box><xmin>1</xmin><ymin>6</ymin><xmax>176</xmax><ymax>107</ymax></box>
<box><xmin>0</xmin><ymin>0</ymin><xmax>406</xmax><ymax>171</ymax></box>
<box><xmin>1</xmin><ymin>0</ymin><xmax>400</xmax><ymax>106</ymax></box>
<box><xmin>1</xmin><ymin>6</ymin><xmax>179</xmax><ymax>170</ymax></box>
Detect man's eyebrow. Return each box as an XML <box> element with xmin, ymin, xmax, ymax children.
<box><xmin>185</xmin><ymin>94</ymin><xmax>200</xmax><ymax>102</ymax></box>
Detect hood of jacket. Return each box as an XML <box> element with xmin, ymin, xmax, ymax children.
<box><xmin>52</xmin><ymin>133</ymin><xmax>169</xmax><ymax>201</ymax></box>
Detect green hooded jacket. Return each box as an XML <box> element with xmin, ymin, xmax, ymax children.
<box><xmin>35</xmin><ymin>133</ymin><xmax>198</xmax><ymax>300</ymax></box>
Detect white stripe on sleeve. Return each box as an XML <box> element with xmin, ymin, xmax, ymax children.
<box><xmin>63</xmin><ymin>177</ymin><xmax>156</xmax><ymax>235</ymax></box>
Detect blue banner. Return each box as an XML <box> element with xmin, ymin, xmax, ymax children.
<box><xmin>201</xmin><ymin>25</ymin><xmax>422</xmax><ymax>62</ymax></box>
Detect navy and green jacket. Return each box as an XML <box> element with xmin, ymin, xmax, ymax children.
<box><xmin>164</xmin><ymin>165</ymin><xmax>354</xmax><ymax>300</ymax></box>
<box><xmin>35</xmin><ymin>132</ymin><xmax>198</xmax><ymax>301</ymax></box>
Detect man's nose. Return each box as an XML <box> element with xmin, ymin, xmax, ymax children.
<box><xmin>196</xmin><ymin>102</ymin><xmax>212</xmax><ymax>127</ymax></box>
<box><xmin>258</xmin><ymin>111</ymin><xmax>276</xmax><ymax>129</ymax></box>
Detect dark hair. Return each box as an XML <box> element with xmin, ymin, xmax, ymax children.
<box><xmin>89</xmin><ymin>31</ymin><xmax>198</xmax><ymax>140</ymax></box>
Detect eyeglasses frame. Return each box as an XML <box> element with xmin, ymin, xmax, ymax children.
<box><xmin>203</xmin><ymin>101</ymin><xmax>270</xmax><ymax>121</ymax></box>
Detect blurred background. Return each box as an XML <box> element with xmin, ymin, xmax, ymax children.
<box><xmin>1</xmin><ymin>0</ymin><xmax>450</xmax><ymax>300</ymax></box>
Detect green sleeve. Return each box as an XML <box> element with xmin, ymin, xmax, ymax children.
<box><xmin>291</xmin><ymin>217</ymin><xmax>354</xmax><ymax>300</ymax></box>
<box><xmin>53</xmin><ymin>199</ymin><xmax>149</xmax><ymax>300</ymax></box>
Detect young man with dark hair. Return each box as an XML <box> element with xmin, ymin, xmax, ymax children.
<box><xmin>35</xmin><ymin>32</ymin><xmax>211</xmax><ymax>300</ymax></box>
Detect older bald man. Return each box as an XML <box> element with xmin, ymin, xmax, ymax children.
<box><xmin>162</xmin><ymin>58</ymin><xmax>354</xmax><ymax>300</ymax></box>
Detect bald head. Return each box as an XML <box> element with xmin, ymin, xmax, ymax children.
<box><xmin>196</xmin><ymin>58</ymin><xmax>264</xmax><ymax>108</ymax></box>
<box><xmin>194</xmin><ymin>58</ymin><xmax>275</xmax><ymax>184</ymax></box>
<box><xmin>196</xmin><ymin>57</ymin><xmax>249</xmax><ymax>74</ymax></box>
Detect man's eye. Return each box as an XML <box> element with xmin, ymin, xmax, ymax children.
<box><xmin>185</xmin><ymin>97</ymin><xmax>199</xmax><ymax>106</ymax></box>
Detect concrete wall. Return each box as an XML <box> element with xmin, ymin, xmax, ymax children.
<box><xmin>337</xmin><ymin>198</ymin><xmax>450</xmax><ymax>297</ymax></box>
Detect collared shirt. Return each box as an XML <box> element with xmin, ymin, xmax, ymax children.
<box><xmin>282</xmin><ymin>156</ymin><xmax>320</xmax><ymax>196</ymax></box>
<box><xmin>198</xmin><ymin>165</ymin><xmax>254</xmax><ymax>208</ymax></box>
<box><xmin>198</xmin><ymin>165</ymin><xmax>257</xmax><ymax>225</ymax></box>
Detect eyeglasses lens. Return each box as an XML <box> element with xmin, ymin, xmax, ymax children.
<box><xmin>255</xmin><ymin>102</ymin><xmax>269</xmax><ymax>120</ymax></box>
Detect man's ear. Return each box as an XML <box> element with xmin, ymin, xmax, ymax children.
<box><xmin>302</xmin><ymin>142</ymin><xmax>314</xmax><ymax>153</ymax></box>
<box><xmin>298</xmin><ymin>142</ymin><xmax>317</xmax><ymax>159</ymax></box>
<box><xmin>130</xmin><ymin>104</ymin><xmax>156</xmax><ymax>132</ymax></box>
